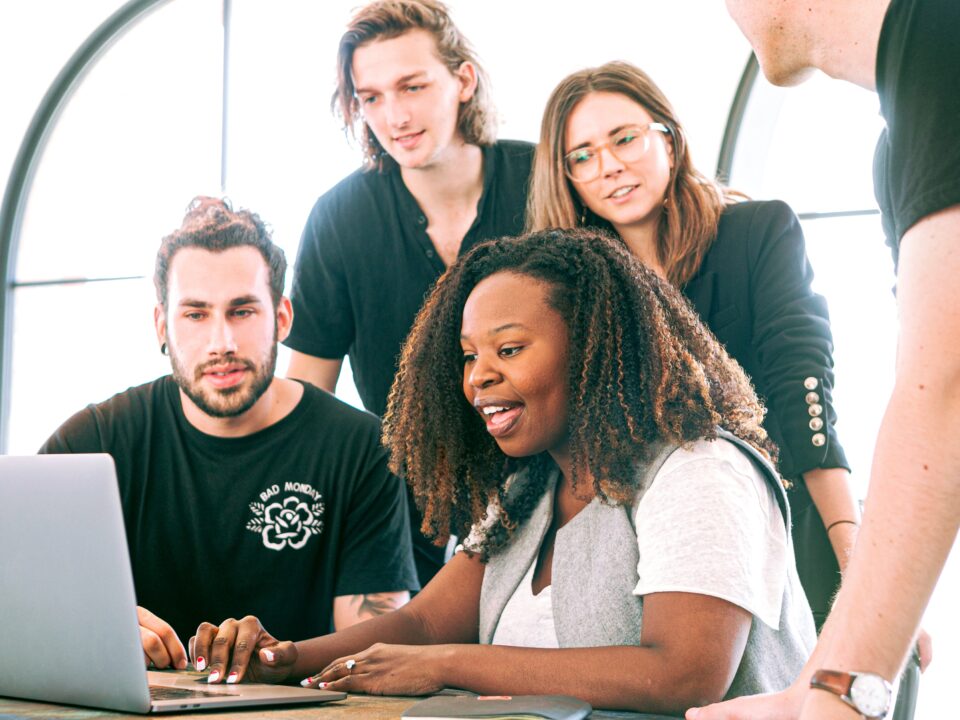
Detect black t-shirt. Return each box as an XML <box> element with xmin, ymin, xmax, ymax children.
<box><xmin>285</xmin><ymin>140</ymin><xmax>534</xmax><ymax>419</ymax></box>
<box><xmin>39</xmin><ymin>377</ymin><xmax>419</xmax><ymax>644</ymax></box>
<box><xmin>285</xmin><ymin>140</ymin><xmax>534</xmax><ymax>585</ymax></box>
<box><xmin>874</xmin><ymin>0</ymin><xmax>960</xmax><ymax>268</ymax></box>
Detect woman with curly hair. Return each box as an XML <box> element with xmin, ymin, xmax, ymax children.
<box><xmin>527</xmin><ymin>61</ymin><xmax>859</xmax><ymax>630</ymax></box>
<box><xmin>192</xmin><ymin>229</ymin><xmax>815</xmax><ymax>714</ymax></box>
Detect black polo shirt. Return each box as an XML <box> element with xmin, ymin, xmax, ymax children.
<box><xmin>286</xmin><ymin>139</ymin><xmax>534</xmax><ymax>419</ymax></box>
<box><xmin>285</xmin><ymin>140</ymin><xmax>534</xmax><ymax>584</ymax></box>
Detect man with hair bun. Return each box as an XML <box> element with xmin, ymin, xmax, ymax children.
<box><xmin>283</xmin><ymin>0</ymin><xmax>534</xmax><ymax>585</ymax></box>
<box><xmin>41</xmin><ymin>197</ymin><xmax>418</xmax><ymax>679</ymax></box>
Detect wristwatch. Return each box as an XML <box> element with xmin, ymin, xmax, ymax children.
<box><xmin>810</xmin><ymin>669</ymin><xmax>893</xmax><ymax>718</ymax></box>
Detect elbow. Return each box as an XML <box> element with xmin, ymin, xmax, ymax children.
<box><xmin>653</xmin><ymin>674</ymin><xmax>733</xmax><ymax>716</ymax></box>
<box><xmin>623</xmin><ymin>654</ymin><xmax>738</xmax><ymax>715</ymax></box>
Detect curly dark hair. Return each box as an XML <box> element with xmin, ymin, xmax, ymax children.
<box><xmin>154</xmin><ymin>196</ymin><xmax>286</xmax><ymax>310</ymax></box>
<box><xmin>153</xmin><ymin>195</ymin><xmax>287</xmax><ymax>310</ymax></box>
<box><xmin>382</xmin><ymin>228</ymin><xmax>775</xmax><ymax>558</ymax></box>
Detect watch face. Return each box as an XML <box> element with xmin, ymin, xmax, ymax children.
<box><xmin>850</xmin><ymin>674</ymin><xmax>892</xmax><ymax>717</ymax></box>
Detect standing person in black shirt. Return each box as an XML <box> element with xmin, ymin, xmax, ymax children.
<box><xmin>40</xmin><ymin>197</ymin><xmax>418</xmax><ymax>677</ymax></box>
<box><xmin>689</xmin><ymin>1</ymin><xmax>959</xmax><ymax>719</ymax></box>
<box><xmin>284</xmin><ymin>0</ymin><xmax>534</xmax><ymax>585</ymax></box>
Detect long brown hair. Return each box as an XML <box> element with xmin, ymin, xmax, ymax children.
<box><xmin>382</xmin><ymin>228</ymin><xmax>773</xmax><ymax>557</ymax></box>
<box><xmin>333</xmin><ymin>0</ymin><xmax>497</xmax><ymax>171</ymax></box>
<box><xmin>526</xmin><ymin>61</ymin><xmax>741</xmax><ymax>287</ymax></box>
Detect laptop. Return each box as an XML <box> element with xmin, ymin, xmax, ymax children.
<box><xmin>0</xmin><ymin>453</ymin><xmax>347</xmax><ymax>713</ymax></box>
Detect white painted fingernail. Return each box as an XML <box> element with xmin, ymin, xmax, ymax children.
<box><xmin>207</xmin><ymin>670</ymin><xmax>220</xmax><ymax>683</ymax></box>
<box><xmin>226</xmin><ymin>672</ymin><xmax>238</xmax><ymax>684</ymax></box>
<box><xmin>262</xmin><ymin>649</ymin><xmax>275</xmax><ymax>662</ymax></box>
<box><xmin>195</xmin><ymin>656</ymin><xmax>206</xmax><ymax>671</ymax></box>
<box><xmin>300</xmin><ymin>677</ymin><xmax>313</xmax><ymax>687</ymax></box>
<box><xmin>316</xmin><ymin>682</ymin><xmax>327</xmax><ymax>689</ymax></box>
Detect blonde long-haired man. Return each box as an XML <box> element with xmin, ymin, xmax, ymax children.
<box><xmin>283</xmin><ymin>1</ymin><xmax>533</xmax><ymax>586</ymax></box>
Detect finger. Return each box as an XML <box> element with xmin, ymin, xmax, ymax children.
<box><xmin>206</xmin><ymin>619</ymin><xmax>239</xmax><ymax>684</ymax></box>
<box><xmin>686</xmin><ymin>694</ymin><xmax>788</xmax><ymax>720</ymax></box>
<box><xmin>685</xmin><ymin>698</ymin><xmax>748</xmax><ymax>720</ymax></box>
<box><xmin>140</xmin><ymin>627</ymin><xmax>173</xmax><ymax>669</ymax></box>
<box><xmin>301</xmin><ymin>656</ymin><xmax>357</xmax><ymax>688</ymax></box>
<box><xmin>137</xmin><ymin>607</ymin><xmax>187</xmax><ymax>670</ymax></box>
<box><xmin>259</xmin><ymin>640</ymin><xmax>295</xmax><ymax>667</ymax></box>
<box><xmin>191</xmin><ymin>622</ymin><xmax>220</xmax><ymax>672</ymax></box>
<box><xmin>311</xmin><ymin>671</ymin><xmax>369</xmax><ymax>693</ymax></box>
<box><xmin>917</xmin><ymin>631</ymin><xmax>933</xmax><ymax>672</ymax></box>
<box><xmin>225</xmin><ymin>616</ymin><xmax>270</xmax><ymax>684</ymax></box>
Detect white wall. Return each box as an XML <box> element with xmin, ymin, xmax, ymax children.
<box><xmin>1</xmin><ymin>1</ymin><xmax>954</xmax><ymax>715</ymax></box>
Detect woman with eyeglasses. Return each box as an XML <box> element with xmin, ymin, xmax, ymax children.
<box><xmin>527</xmin><ymin>61</ymin><xmax>858</xmax><ymax>631</ymax></box>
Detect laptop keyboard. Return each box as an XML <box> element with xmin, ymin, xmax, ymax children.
<box><xmin>149</xmin><ymin>685</ymin><xmax>235</xmax><ymax>701</ymax></box>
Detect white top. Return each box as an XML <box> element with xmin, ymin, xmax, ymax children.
<box><xmin>491</xmin><ymin>558</ymin><xmax>560</xmax><ymax>648</ymax></box>
<box><xmin>632</xmin><ymin>438</ymin><xmax>788</xmax><ymax>630</ymax></box>
<box><xmin>488</xmin><ymin>437</ymin><xmax>789</xmax><ymax>645</ymax></box>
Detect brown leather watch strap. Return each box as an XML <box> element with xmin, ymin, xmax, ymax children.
<box><xmin>810</xmin><ymin>669</ymin><xmax>854</xmax><ymax>698</ymax></box>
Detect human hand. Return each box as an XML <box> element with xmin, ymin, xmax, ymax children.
<box><xmin>190</xmin><ymin>615</ymin><xmax>297</xmax><ymax>685</ymax></box>
<box><xmin>798</xmin><ymin>687</ymin><xmax>861</xmax><ymax>719</ymax></box>
<box><xmin>137</xmin><ymin>606</ymin><xmax>187</xmax><ymax>670</ymax></box>
<box><xmin>300</xmin><ymin>643</ymin><xmax>446</xmax><ymax>696</ymax></box>
<box><xmin>685</xmin><ymin>680</ymin><xmax>803</xmax><ymax>720</ymax></box>
<box><xmin>916</xmin><ymin>627</ymin><xmax>933</xmax><ymax>672</ymax></box>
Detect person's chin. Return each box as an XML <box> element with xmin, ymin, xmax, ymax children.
<box><xmin>195</xmin><ymin>384</ymin><xmax>252</xmax><ymax>418</ymax></box>
<box><xmin>491</xmin><ymin>433</ymin><xmax>543</xmax><ymax>460</ymax></box>
<box><xmin>757</xmin><ymin>55</ymin><xmax>816</xmax><ymax>87</ymax></box>
<box><xmin>607</xmin><ymin>205</ymin><xmax>655</xmax><ymax>229</ymax></box>
<box><xmin>396</xmin><ymin>153</ymin><xmax>436</xmax><ymax>172</ymax></box>
<box><xmin>391</xmin><ymin>137</ymin><xmax>435</xmax><ymax>168</ymax></box>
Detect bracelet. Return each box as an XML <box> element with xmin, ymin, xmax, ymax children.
<box><xmin>825</xmin><ymin>519</ymin><xmax>859</xmax><ymax>534</ymax></box>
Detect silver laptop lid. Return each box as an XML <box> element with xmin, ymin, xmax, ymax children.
<box><xmin>0</xmin><ymin>454</ymin><xmax>152</xmax><ymax>713</ymax></box>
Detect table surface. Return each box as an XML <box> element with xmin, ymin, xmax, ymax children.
<box><xmin>0</xmin><ymin>691</ymin><xmax>418</xmax><ymax>719</ymax></box>
<box><xmin>0</xmin><ymin>692</ymin><xmax>678</xmax><ymax>719</ymax></box>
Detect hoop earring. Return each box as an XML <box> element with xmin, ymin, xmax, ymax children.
<box><xmin>160</xmin><ymin>342</ymin><xmax>168</xmax><ymax>356</ymax></box>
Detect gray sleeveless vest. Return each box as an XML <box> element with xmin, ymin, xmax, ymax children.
<box><xmin>478</xmin><ymin>430</ymin><xmax>816</xmax><ymax>699</ymax></box>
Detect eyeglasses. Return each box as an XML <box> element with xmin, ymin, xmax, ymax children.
<box><xmin>563</xmin><ymin>123</ymin><xmax>670</xmax><ymax>182</ymax></box>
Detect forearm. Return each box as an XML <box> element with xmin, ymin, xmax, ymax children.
<box><xmin>802</xmin><ymin>467</ymin><xmax>860</xmax><ymax>572</ymax></box>
<box><xmin>285</xmin><ymin>351</ymin><xmax>342</xmax><ymax>393</ymax></box>
<box><xmin>293</xmin><ymin>604</ymin><xmax>436</xmax><ymax>678</ymax></box>
<box><xmin>333</xmin><ymin>591</ymin><xmax>410</xmax><ymax>630</ymax></box>
<box><xmin>814</xmin><ymin>381</ymin><xmax>960</xmax><ymax>680</ymax></box>
<box><xmin>437</xmin><ymin>644</ymin><xmax>731</xmax><ymax>715</ymax></box>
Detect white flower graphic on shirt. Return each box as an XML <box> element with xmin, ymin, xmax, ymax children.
<box><xmin>247</xmin><ymin>496</ymin><xmax>324</xmax><ymax>551</ymax></box>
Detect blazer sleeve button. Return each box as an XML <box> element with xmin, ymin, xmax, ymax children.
<box><xmin>805</xmin><ymin>391</ymin><xmax>820</xmax><ymax>404</ymax></box>
<box><xmin>811</xmin><ymin>433</ymin><xmax>826</xmax><ymax>447</ymax></box>
<box><xmin>809</xmin><ymin>417</ymin><xmax>824</xmax><ymax>431</ymax></box>
<box><xmin>808</xmin><ymin>403</ymin><xmax>823</xmax><ymax>417</ymax></box>
<box><xmin>804</xmin><ymin>377</ymin><xmax>819</xmax><ymax>390</ymax></box>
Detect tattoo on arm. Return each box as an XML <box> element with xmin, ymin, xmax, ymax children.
<box><xmin>350</xmin><ymin>592</ymin><xmax>405</xmax><ymax>619</ymax></box>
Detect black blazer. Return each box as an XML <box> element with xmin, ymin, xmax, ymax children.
<box><xmin>682</xmin><ymin>200</ymin><xmax>850</xmax><ymax>484</ymax></box>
